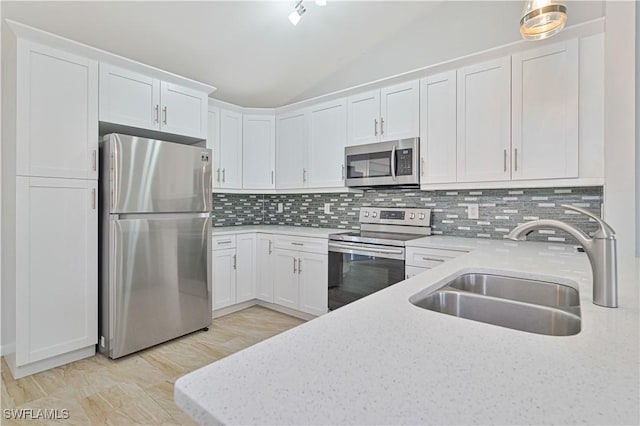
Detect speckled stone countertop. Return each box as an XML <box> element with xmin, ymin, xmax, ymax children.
<box><xmin>175</xmin><ymin>237</ymin><xmax>640</xmax><ymax>425</ymax></box>
<box><xmin>212</xmin><ymin>225</ymin><xmax>348</xmax><ymax>238</ymax></box>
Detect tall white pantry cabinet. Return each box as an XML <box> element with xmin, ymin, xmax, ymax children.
<box><xmin>2</xmin><ymin>35</ymin><xmax>99</xmax><ymax>378</ymax></box>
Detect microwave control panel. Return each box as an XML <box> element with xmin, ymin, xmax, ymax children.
<box><xmin>396</xmin><ymin>149</ymin><xmax>413</xmax><ymax>176</ymax></box>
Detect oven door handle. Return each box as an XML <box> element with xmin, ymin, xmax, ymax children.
<box><xmin>329</xmin><ymin>242</ymin><xmax>404</xmax><ymax>259</ymax></box>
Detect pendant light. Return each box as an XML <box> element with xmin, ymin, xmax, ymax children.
<box><xmin>520</xmin><ymin>0</ymin><xmax>567</xmax><ymax>40</ymax></box>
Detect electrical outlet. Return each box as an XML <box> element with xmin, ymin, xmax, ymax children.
<box><xmin>277</xmin><ymin>202</ymin><xmax>283</xmax><ymax>213</ymax></box>
<box><xmin>324</xmin><ymin>203</ymin><xmax>331</xmax><ymax>214</ymax></box>
<box><xmin>467</xmin><ymin>204</ymin><xmax>479</xmax><ymax>219</ymax></box>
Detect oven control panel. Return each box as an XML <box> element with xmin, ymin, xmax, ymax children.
<box><xmin>359</xmin><ymin>207</ymin><xmax>431</xmax><ymax>226</ymax></box>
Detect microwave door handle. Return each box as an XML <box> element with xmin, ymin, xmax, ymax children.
<box><xmin>391</xmin><ymin>145</ymin><xmax>397</xmax><ymax>181</ymax></box>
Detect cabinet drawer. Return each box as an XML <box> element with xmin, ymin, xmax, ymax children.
<box><xmin>213</xmin><ymin>235</ymin><xmax>236</xmax><ymax>250</ymax></box>
<box><xmin>273</xmin><ymin>235</ymin><xmax>328</xmax><ymax>254</ymax></box>
<box><xmin>406</xmin><ymin>246</ymin><xmax>469</xmax><ymax>268</ymax></box>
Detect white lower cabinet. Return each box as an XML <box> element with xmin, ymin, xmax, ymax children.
<box><xmin>405</xmin><ymin>265</ymin><xmax>429</xmax><ymax>280</ymax></box>
<box><xmin>15</xmin><ymin>177</ymin><xmax>98</xmax><ymax>366</ymax></box>
<box><xmin>256</xmin><ymin>234</ymin><xmax>275</xmax><ymax>302</ymax></box>
<box><xmin>212</xmin><ymin>234</ymin><xmax>256</xmax><ymax>310</ymax></box>
<box><xmin>273</xmin><ymin>249</ymin><xmax>328</xmax><ymax>316</ymax></box>
<box><xmin>405</xmin><ymin>246</ymin><xmax>470</xmax><ymax>279</ymax></box>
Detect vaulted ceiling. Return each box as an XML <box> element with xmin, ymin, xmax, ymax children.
<box><xmin>1</xmin><ymin>1</ymin><xmax>604</xmax><ymax>107</ymax></box>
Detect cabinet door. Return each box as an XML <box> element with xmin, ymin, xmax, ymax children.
<box><xmin>347</xmin><ymin>89</ymin><xmax>380</xmax><ymax>146</ymax></box>
<box><xmin>235</xmin><ymin>234</ymin><xmax>256</xmax><ymax>303</ymax></box>
<box><xmin>420</xmin><ymin>71</ymin><xmax>457</xmax><ymax>184</ymax></box>
<box><xmin>207</xmin><ymin>106</ymin><xmax>222</xmax><ymax>188</ymax></box>
<box><xmin>276</xmin><ymin>110</ymin><xmax>308</xmax><ymax>189</ymax></box>
<box><xmin>219</xmin><ymin>108</ymin><xmax>243</xmax><ymax>189</ymax></box>
<box><xmin>256</xmin><ymin>235</ymin><xmax>275</xmax><ymax>302</ymax></box>
<box><xmin>15</xmin><ymin>177</ymin><xmax>97</xmax><ymax>365</ymax></box>
<box><xmin>243</xmin><ymin>115</ymin><xmax>276</xmax><ymax>189</ymax></box>
<box><xmin>298</xmin><ymin>252</ymin><xmax>328</xmax><ymax>316</ymax></box>
<box><xmin>308</xmin><ymin>98</ymin><xmax>347</xmax><ymax>188</ymax></box>
<box><xmin>380</xmin><ymin>80</ymin><xmax>419</xmax><ymax>141</ymax></box>
<box><xmin>212</xmin><ymin>248</ymin><xmax>236</xmax><ymax>310</ymax></box>
<box><xmin>405</xmin><ymin>266</ymin><xmax>429</xmax><ymax>280</ymax></box>
<box><xmin>512</xmin><ymin>39</ymin><xmax>579</xmax><ymax>180</ymax></box>
<box><xmin>273</xmin><ymin>249</ymin><xmax>299</xmax><ymax>310</ymax></box>
<box><xmin>18</xmin><ymin>41</ymin><xmax>98</xmax><ymax>179</ymax></box>
<box><xmin>160</xmin><ymin>81</ymin><xmax>208</xmax><ymax>139</ymax></box>
<box><xmin>99</xmin><ymin>63</ymin><xmax>160</xmax><ymax>133</ymax></box>
<box><xmin>457</xmin><ymin>56</ymin><xmax>511</xmax><ymax>182</ymax></box>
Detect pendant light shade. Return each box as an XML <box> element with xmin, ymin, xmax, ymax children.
<box><xmin>520</xmin><ymin>0</ymin><xmax>567</xmax><ymax>40</ymax></box>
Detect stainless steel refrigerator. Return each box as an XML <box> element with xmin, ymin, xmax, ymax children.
<box><xmin>98</xmin><ymin>134</ymin><xmax>212</xmax><ymax>359</ymax></box>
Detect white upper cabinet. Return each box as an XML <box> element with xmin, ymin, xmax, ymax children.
<box><xmin>511</xmin><ymin>39</ymin><xmax>579</xmax><ymax>180</ymax></box>
<box><xmin>276</xmin><ymin>109</ymin><xmax>309</xmax><ymax>189</ymax></box>
<box><xmin>379</xmin><ymin>80</ymin><xmax>420</xmax><ymax>141</ymax></box>
<box><xmin>308</xmin><ymin>98</ymin><xmax>347</xmax><ymax>188</ymax></box>
<box><xmin>347</xmin><ymin>80</ymin><xmax>419</xmax><ymax>146</ymax></box>
<box><xmin>99</xmin><ymin>64</ymin><xmax>160</xmax><ymax>132</ymax></box>
<box><xmin>17</xmin><ymin>41</ymin><xmax>98</xmax><ymax>180</ymax></box>
<box><xmin>243</xmin><ymin>114</ymin><xmax>276</xmax><ymax>189</ymax></box>
<box><xmin>207</xmin><ymin>106</ymin><xmax>222</xmax><ymax>188</ymax></box>
<box><xmin>219</xmin><ymin>108</ymin><xmax>243</xmax><ymax>189</ymax></box>
<box><xmin>419</xmin><ymin>71</ymin><xmax>457</xmax><ymax>184</ymax></box>
<box><xmin>159</xmin><ymin>81</ymin><xmax>208</xmax><ymax>139</ymax></box>
<box><xmin>99</xmin><ymin>63</ymin><xmax>208</xmax><ymax>139</ymax></box>
<box><xmin>347</xmin><ymin>90</ymin><xmax>380</xmax><ymax>146</ymax></box>
<box><xmin>456</xmin><ymin>56</ymin><xmax>511</xmax><ymax>182</ymax></box>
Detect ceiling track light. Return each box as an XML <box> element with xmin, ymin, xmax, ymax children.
<box><xmin>288</xmin><ymin>1</ymin><xmax>307</xmax><ymax>26</ymax></box>
<box><xmin>520</xmin><ymin>0</ymin><xmax>567</xmax><ymax>41</ymax></box>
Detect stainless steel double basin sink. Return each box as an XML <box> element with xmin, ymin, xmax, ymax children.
<box><xmin>409</xmin><ymin>273</ymin><xmax>581</xmax><ymax>336</ymax></box>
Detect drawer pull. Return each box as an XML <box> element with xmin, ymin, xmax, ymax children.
<box><xmin>217</xmin><ymin>240</ymin><xmax>232</xmax><ymax>244</ymax></box>
<box><xmin>291</xmin><ymin>242</ymin><xmax>304</xmax><ymax>246</ymax></box>
<box><xmin>422</xmin><ymin>257</ymin><xmax>445</xmax><ymax>262</ymax></box>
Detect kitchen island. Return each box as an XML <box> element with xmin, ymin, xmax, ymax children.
<box><xmin>175</xmin><ymin>237</ymin><xmax>640</xmax><ymax>425</ymax></box>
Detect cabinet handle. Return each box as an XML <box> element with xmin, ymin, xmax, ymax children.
<box><xmin>217</xmin><ymin>239</ymin><xmax>232</xmax><ymax>245</ymax></box>
<box><xmin>298</xmin><ymin>258</ymin><xmax>302</xmax><ymax>275</ymax></box>
<box><xmin>271</xmin><ymin>170</ymin><xmax>274</xmax><ymax>185</ymax></box>
<box><xmin>222</xmin><ymin>168</ymin><xmax>226</xmax><ymax>183</ymax></box>
<box><xmin>503</xmin><ymin>149</ymin><xmax>507</xmax><ymax>172</ymax></box>
<box><xmin>92</xmin><ymin>150</ymin><xmax>97</xmax><ymax>171</ymax></box>
<box><xmin>293</xmin><ymin>257</ymin><xmax>297</xmax><ymax>274</ymax></box>
<box><xmin>216</xmin><ymin>168</ymin><xmax>221</xmax><ymax>182</ymax></box>
<box><xmin>422</xmin><ymin>257</ymin><xmax>445</xmax><ymax>262</ymax></box>
<box><xmin>154</xmin><ymin>105</ymin><xmax>159</xmax><ymax>123</ymax></box>
<box><xmin>162</xmin><ymin>106</ymin><xmax>167</xmax><ymax>125</ymax></box>
<box><xmin>268</xmin><ymin>240</ymin><xmax>272</xmax><ymax>255</ymax></box>
<box><xmin>302</xmin><ymin>168</ymin><xmax>307</xmax><ymax>183</ymax></box>
<box><xmin>342</xmin><ymin>164</ymin><xmax>345</xmax><ymax>180</ymax></box>
<box><xmin>233</xmin><ymin>254</ymin><xmax>237</xmax><ymax>270</ymax></box>
<box><xmin>374</xmin><ymin>119</ymin><xmax>378</xmax><ymax>136</ymax></box>
<box><xmin>514</xmin><ymin>148</ymin><xmax>518</xmax><ymax>172</ymax></box>
<box><xmin>421</xmin><ymin>157</ymin><xmax>425</xmax><ymax>177</ymax></box>
<box><xmin>92</xmin><ymin>188</ymin><xmax>96</xmax><ymax>210</ymax></box>
<box><xmin>380</xmin><ymin>117</ymin><xmax>384</xmax><ymax>135</ymax></box>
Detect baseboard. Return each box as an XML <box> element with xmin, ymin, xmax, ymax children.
<box><xmin>0</xmin><ymin>342</ymin><xmax>16</xmax><ymax>357</ymax></box>
<box><xmin>4</xmin><ymin>345</ymin><xmax>95</xmax><ymax>380</ymax></box>
<box><xmin>213</xmin><ymin>299</ymin><xmax>319</xmax><ymax>321</ymax></box>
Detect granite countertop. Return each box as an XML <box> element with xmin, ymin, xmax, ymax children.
<box><xmin>212</xmin><ymin>225</ymin><xmax>349</xmax><ymax>238</ymax></box>
<box><xmin>176</xmin><ymin>237</ymin><xmax>640</xmax><ymax>425</ymax></box>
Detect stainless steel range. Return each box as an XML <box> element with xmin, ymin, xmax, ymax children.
<box><xmin>328</xmin><ymin>207</ymin><xmax>431</xmax><ymax>310</ymax></box>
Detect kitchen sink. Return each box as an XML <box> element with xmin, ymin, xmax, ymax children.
<box><xmin>446</xmin><ymin>273</ymin><xmax>580</xmax><ymax>308</ymax></box>
<box><xmin>410</xmin><ymin>273</ymin><xmax>581</xmax><ymax>336</ymax></box>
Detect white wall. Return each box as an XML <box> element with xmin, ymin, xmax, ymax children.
<box><xmin>637</xmin><ymin>2</ymin><xmax>640</xmax><ymax>257</ymax></box>
<box><xmin>291</xmin><ymin>1</ymin><xmax>605</xmax><ymax>103</ymax></box>
<box><xmin>603</xmin><ymin>1</ymin><xmax>637</xmax><ymax>284</ymax></box>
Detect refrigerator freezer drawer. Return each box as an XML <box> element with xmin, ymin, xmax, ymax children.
<box><xmin>103</xmin><ymin>133</ymin><xmax>212</xmax><ymax>214</ymax></box>
<box><xmin>101</xmin><ymin>213</ymin><xmax>212</xmax><ymax>359</ymax></box>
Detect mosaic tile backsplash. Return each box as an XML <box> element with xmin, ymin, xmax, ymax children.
<box><xmin>212</xmin><ymin>186</ymin><xmax>604</xmax><ymax>244</ymax></box>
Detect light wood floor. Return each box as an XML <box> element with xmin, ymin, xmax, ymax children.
<box><xmin>1</xmin><ymin>306</ymin><xmax>304</xmax><ymax>425</ymax></box>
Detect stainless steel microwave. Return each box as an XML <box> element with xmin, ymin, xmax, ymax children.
<box><xmin>344</xmin><ymin>138</ymin><xmax>420</xmax><ymax>187</ymax></box>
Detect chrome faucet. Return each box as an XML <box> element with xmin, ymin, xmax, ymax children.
<box><xmin>507</xmin><ymin>204</ymin><xmax>618</xmax><ymax>308</ymax></box>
